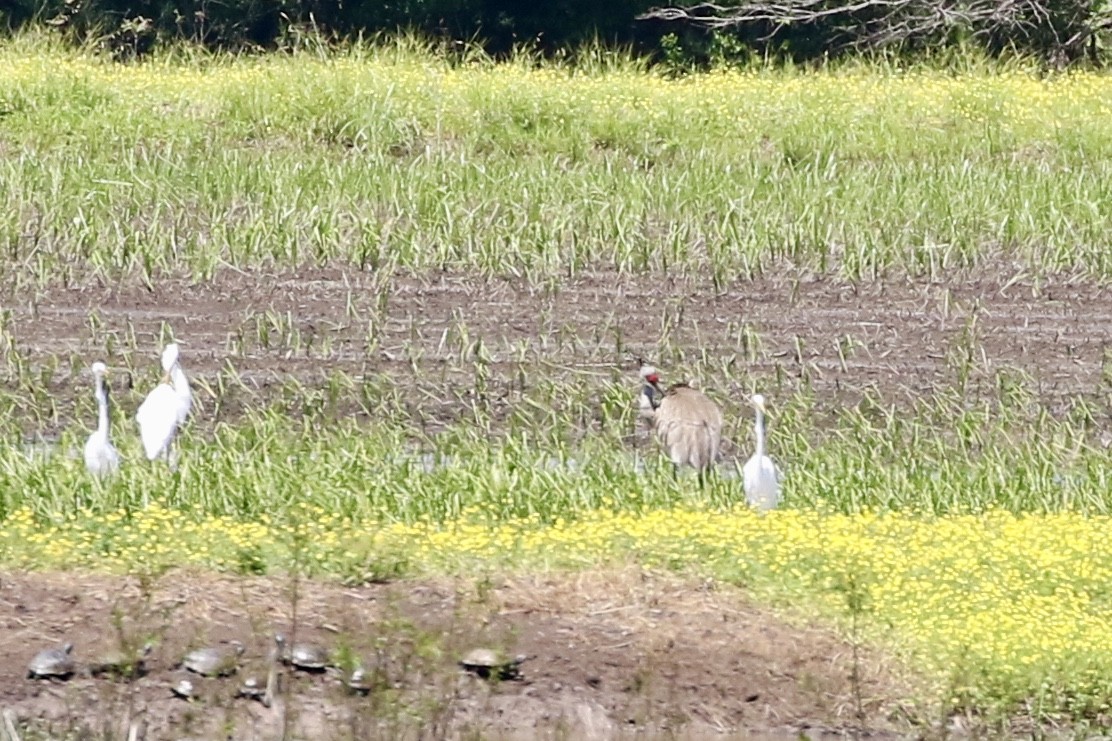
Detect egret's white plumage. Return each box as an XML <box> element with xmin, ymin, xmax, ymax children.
<box><xmin>165</xmin><ymin>343</ymin><xmax>192</xmax><ymax>424</ymax></box>
<box><xmin>84</xmin><ymin>361</ymin><xmax>119</xmax><ymax>477</ymax></box>
<box><xmin>136</xmin><ymin>342</ymin><xmax>190</xmax><ymax>462</ymax></box>
<box><xmin>742</xmin><ymin>394</ymin><xmax>781</xmax><ymax>511</ymax></box>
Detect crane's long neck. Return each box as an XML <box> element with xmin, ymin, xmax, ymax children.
<box><xmin>95</xmin><ymin>377</ymin><xmax>110</xmax><ymax>437</ymax></box>
<box><xmin>639</xmin><ymin>383</ymin><xmax>658</xmax><ymax>419</ymax></box>
<box><xmin>754</xmin><ymin>407</ymin><xmax>766</xmax><ymax>459</ymax></box>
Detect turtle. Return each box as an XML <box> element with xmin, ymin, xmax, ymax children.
<box><xmin>344</xmin><ymin>666</ymin><xmax>372</xmax><ymax>696</ymax></box>
<box><xmin>274</xmin><ymin>634</ymin><xmax>331</xmax><ymax>673</ymax></box>
<box><xmin>171</xmin><ymin>677</ymin><xmax>196</xmax><ymax>701</ymax></box>
<box><xmin>236</xmin><ymin>676</ymin><xmax>268</xmax><ymax>704</ymax></box>
<box><xmin>458</xmin><ymin>648</ymin><xmax>527</xmax><ymax>681</ymax></box>
<box><xmin>182</xmin><ymin>640</ymin><xmax>244</xmax><ymax>677</ymax></box>
<box><xmin>88</xmin><ymin>642</ymin><xmax>153</xmax><ymax>679</ymax></box>
<box><xmin>27</xmin><ymin>643</ymin><xmax>76</xmax><ymax>680</ymax></box>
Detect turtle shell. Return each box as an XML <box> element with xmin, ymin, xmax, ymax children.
<box><xmin>237</xmin><ymin>676</ymin><xmax>266</xmax><ymax>700</ymax></box>
<box><xmin>458</xmin><ymin>648</ymin><xmax>526</xmax><ymax>680</ymax></box>
<box><xmin>27</xmin><ymin>643</ymin><xmax>76</xmax><ymax>679</ymax></box>
<box><xmin>289</xmin><ymin>643</ymin><xmax>329</xmax><ymax>670</ymax></box>
<box><xmin>345</xmin><ymin>666</ymin><xmax>371</xmax><ymax>695</ymax></box>
<box><xmin>171</xmin><ymin>678</ymin><xmax>196</xmax><ymax>700</ymax></box>
<box><xmin>182</xmin><ymin>641</ymin><xmax>243</xmax><ymax>677</ymax></box>
<box><xmin>274</xmin><ymin>634</ymin><xmax>330</xmax><ymax>671</ymax></box>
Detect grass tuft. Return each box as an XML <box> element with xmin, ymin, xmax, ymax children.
<box><xmin>2</xmin><ymin>37</ymin><xmax>1112</xmax><ymax>283</ymax></box>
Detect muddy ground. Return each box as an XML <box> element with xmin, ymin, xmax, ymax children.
<box><xmin>1</xmin><ymin>569</ymin><xmax>914</xmax><ymax>740</ymax></box>
<box><xmin>6</xmin><ymin>266</ymin><xmax>1112</xmax><ymax>438</ymax></box>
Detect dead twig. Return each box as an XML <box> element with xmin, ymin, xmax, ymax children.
<box><xmin>637</xmin><ymin>0</ymin><xmax>1111</xmax><ymax>61</ymax></box>
<box><xmin>2</xmin><ymin>709</ymin><xmax>22</xmax><ymax>741</ymax></box>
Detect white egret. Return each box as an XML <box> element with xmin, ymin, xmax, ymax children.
<box><xmin>638</xmin><ymin>360</ymin><xmax>723</xmax><ymax>485</ymax></box>
<box><xmin>136</xmin><ymin>342</ymin><xmax>191</xmax><ymax>462</ymax></box>
<box><xmin>742</xmin><ymin>394</ymin><xmax>781</xmax><ymax>511</ymax></box>
<box><xmin>168</xmin><ymin>344</ymin><xmax>192</xmax><ymax>424</ymax></box>
<box><xmin>83</xmin><ymin>361</ymin><xmax>120</xmax><ymax>476</ymax></box>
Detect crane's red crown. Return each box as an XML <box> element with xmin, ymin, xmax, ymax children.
<box><xmin>639</xmin><ymin>364</ymin><xmax>660</xmax><ymax>385</ymax></box>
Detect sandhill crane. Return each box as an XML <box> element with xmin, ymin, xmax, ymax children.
<box><xmin>136</xmin><ymin>342</ymin><xmax>192</xmax><ymax>462</ymax></box>
<box><xmin>638</xmin><ymin>360</ymin><xmax>723</xmax><ymax>484</ymax></box>
<box><xmin>742</xmin><ymin>394</ymin><xmax>781</xmax><ymax>511</ymax></box>
<box><xmin>84</xmin><ymin>361</ymin><xmax>120</xmax><ymax>476</ymax></box>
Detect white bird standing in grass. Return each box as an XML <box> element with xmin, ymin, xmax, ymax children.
<box><xmin>638</xmin><ymin>359</ymin><xmax>723</xmax><ymax>485</ymax></box>
<box><xmin>742</xmin><ymin>394</ymin><xmax>781</xmax><ymax>511</ymax></box>
<box><xmin>136</xmin><ymin>342</ymin><xmax>191</xmax><ymax>462</ymax></box>
<box><xmin>169</xmin><ymin>344</ymin><xmax>192</xmax><ymax>425</ymax></box>
<box><xmin>84</xmin><ymin>362</ymin><xmax>120</xmax><ymax>476</ymax></box>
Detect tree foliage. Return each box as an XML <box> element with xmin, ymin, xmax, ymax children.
<box><xmin>3</xmin><ymin>0</ymin><xmax>655</xmax><ymax>53</ymax></box>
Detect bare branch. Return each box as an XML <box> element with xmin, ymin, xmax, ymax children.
<box><xmin>637</xmin><ymin>0</ymin><xmax>1111</xmax><ymax>60</ymax></box>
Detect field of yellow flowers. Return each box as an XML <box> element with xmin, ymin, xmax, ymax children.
<box><xmin>3</xmin><ymin>499</ymin><xmax>1111</xmax><ymax>718</ymax></box>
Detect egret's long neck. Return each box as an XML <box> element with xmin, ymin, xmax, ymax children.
<box><xmin>95</xmin><ymin>378</ymin><xmax>110</xmax><ymax>436</ymax></box>
<box><xmin>754</xmin><ymin>407</ymin><xmax>766</xmax><ymax>459</ymax></box>
<box><xmin>170</xmin><ymin>363</ymin><xmax>189</xmax><ymax>392</ymax></box>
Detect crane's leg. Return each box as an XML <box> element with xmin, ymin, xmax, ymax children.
<box><xmin>697</xmin><ymin>463</ymin><xmax>716</xmax><ymax>491</ymax></box>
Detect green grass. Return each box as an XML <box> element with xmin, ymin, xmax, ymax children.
<box><xmin>2</xmin><ymin>33</ymin><xmax>1112</xmax><ymax>286</ymax></box>
<box><xmin>1</xmin><ymin>381</ymin><xmax>1109</xmax><ymax>525</ymax></box>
